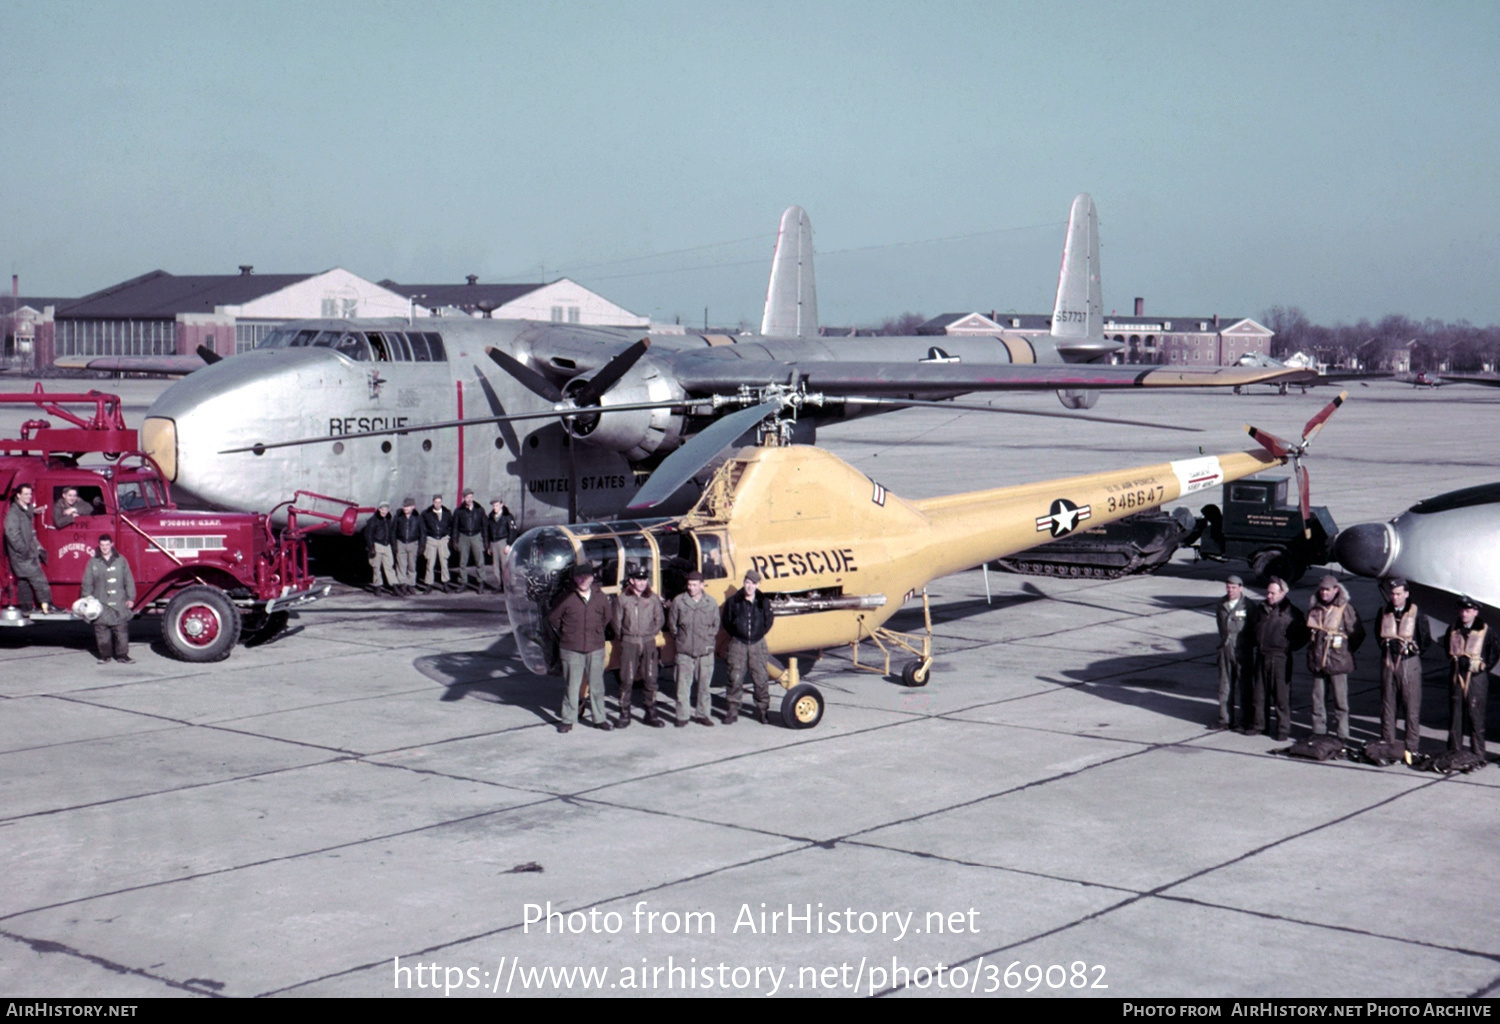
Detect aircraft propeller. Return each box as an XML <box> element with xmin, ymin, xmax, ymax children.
<box><xmin>485</xmin><ymin>339</ymin><xmax>653</xmax><ymax>521</ymax></box>
<box><xmin>1245</xmin><ymin>390</ymin><xmax>1346</xmax><ymax>538</ymax></box>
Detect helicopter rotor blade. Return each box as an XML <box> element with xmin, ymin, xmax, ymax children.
<box><xmin>1297</xmin><ymin>460</ymin><xmax>1312</xmax><ymax>540</ymax></box>
<box><xmin>835</xmin><ymin>395</ymin><xmax>1203</xmax><ymax>433</ymax></box>
<box><xmin>626</xmin><ymin>400</ymin><xmax>781</xmax><ymax>513</ymax></box>
<box><xmin>1300</xmin><ymin>389</ymin><xmax>1348</xmax><ymax>447</ymax></box>
<box><xmin>1244</xmin><ymin>424</ymin><xmax>1292</xmax><ymax>459</ymax></box>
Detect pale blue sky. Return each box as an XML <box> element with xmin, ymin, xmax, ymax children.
<box><xmin>4</xmin><ymin>0</ymin><xmax>1497</xmax><ymax>326</ymax></box>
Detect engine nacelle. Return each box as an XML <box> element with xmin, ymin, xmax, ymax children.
<box><xmin>1057</xmin><ymin>388</ymin><xmax>1100</xmax><ymax>410</ymax></box>
<box><xmin>563</xmin><ymin>357</ymin><xmax>686</xmax><ymax>461</ymax></box>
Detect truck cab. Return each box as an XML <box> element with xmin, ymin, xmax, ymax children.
<box><xmin>1196</xmin><ymin>475</ymin><xmax>1337</xmax><ymax>584</ymax></box>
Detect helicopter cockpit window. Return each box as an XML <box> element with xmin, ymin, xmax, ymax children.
<box><xmin>697</xmin><ymin>532</ymin><xmax>728</xmax><ymax>580</ymax></box>
<box><xmin>620</xmin><ymin>530</ymin><xmax>654</xmax><ymax>586</ymax></box>
<box><xmin>580</xmin><ymin>537</ymin><xmax>621</xmax><ymax>587</ymax></box>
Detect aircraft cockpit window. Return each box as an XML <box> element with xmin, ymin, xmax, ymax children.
<box><xmin>385</xmin><ymin>332</ymin><xmax>413</xmax><ymax>361</ymax></box>
<box><xmin>311</xmin><ymin>331</ymin><xmax>340</xmax><ymax>348</ymax></box>
<box><xmin>287</xmin><ymin>329</ymin><xmax>319</xmax><ymax>348</ymax></box>
<box><xmin>257</xmin><ymin>328</ymin><xmax>295</xmax><ymax>349</ymax></box>
<box><xmin>424</xmin><ymin>332</ymin><xmax>447</xmax><ymax>362</ymax></box>
<box><xmin>335</xmin><ymin>333</ymin><xmax>371</xmax><ymax>361</ymax></box>
<box><xmin>407</xmin><ymin>333</ymin><xmax>432</xmax><ymax>361</ymax></box>
<box><xmin>367</xmin><ymin>333</ymin><xmax>391</xmax><ymax>362</ymax></box>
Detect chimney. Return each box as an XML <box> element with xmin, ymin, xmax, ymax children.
<box><xmin>1213</xmin><ymin>313</ymin><xmax>1219</xmax><ymax>328</ymax></box>
<box><xmin>1134</xmin><ymin>297</ymin><xmax>1144</xmax><ymax>316</ymax></box>
<box><xmin>467</xmin><ymin>275</ymin><xmax>478</xmax><ymax>286</ymax></box>
<box><xmin>238</xmin><ymin>265</ymin><xmax>254</xmax><ymax>276</ymax></box>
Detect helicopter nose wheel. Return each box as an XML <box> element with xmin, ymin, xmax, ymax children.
<box><xmin>899</xmin><ymin>658</ymin><xmax>932</xmax><ymax>687</ymax></box>
<box><xmin>780</xmin><ymin>684</ymin><xmax>825</xmax><ymax>729</ymax></box>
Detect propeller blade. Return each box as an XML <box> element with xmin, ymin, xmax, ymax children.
<box><xmin>1300</xmin><ymin>389</ymin><xmax>1348</xmax><ymax>446</ymax></box>
<box><xmin>626</xmin><ymin>400</ymin><xmax>781</xmax><ymax>513</ymax></box>
<box><xmin>837</xmin><ymin>395</ymin><xmax>1202</xmax><ymax>432</ymax></box>
<box><xmin>195</xmin><ymin>345</ymin><xmax>223</xmax><ymax>365</ymax></box>
<box><xmin>486</xmin><ymin>347</ymin><xmax>563</xmax><ymax>403</ymax></box>
<box><xmin>1298</xmin><ymin>460</ymin><xmax>1312</xmax><ymax>539</ymax></box>
<box><xmin>1244</xmin><ymin>424</ymin><xmax>1291</xmax><ymax>459</ymax></box>
<box><xmin>566</xmin><ymin>433</ymin><xmax>579</xmax><ymax>525</ymax></box>
<box><xmin>570</xmin><ymin>338</ymin><xmax>652</xmax><ymax>407</ymax></box>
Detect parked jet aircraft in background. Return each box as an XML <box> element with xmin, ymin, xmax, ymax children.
<box><xmin>39</xmin><ymin>197</ymin><xmax>1306</xmax><ymax>526</ymax></box>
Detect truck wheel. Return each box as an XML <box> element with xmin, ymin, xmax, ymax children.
<box><xmin>162</xmin><ymin>586</ymin><xmax>243</xmax><ymax>662</ymax></box>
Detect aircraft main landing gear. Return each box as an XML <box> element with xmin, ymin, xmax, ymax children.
<box><xmin>781</xmin><ymin>683</ymin><xmax>825</xmax><ymax>729</ymax></box>
<box><xmin>900</xmin><ymin>658</ymin><xmax>932</xmax><ymax>687</ymax></box>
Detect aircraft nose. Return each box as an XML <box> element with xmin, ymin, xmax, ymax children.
<box><xmin>1332</xmin><ymin>522</ymin><xmax>1395</xmax><ymax>578</ymax></box>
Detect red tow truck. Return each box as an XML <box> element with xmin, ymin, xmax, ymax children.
<box><xmin>1</xmin><ymin>387</ymin><xmax>349</xmax><ymax>661</ymax></box>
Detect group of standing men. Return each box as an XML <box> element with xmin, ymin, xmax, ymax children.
<box><xmin>545</xmin><ymin>562</ymin><xmax>774</xmax><ymax>734</ymax></box>
<box><xmin>362</xmin><ymin>492</ymin><xmax>516</xmax><ymax>596</ymax></box>
<box><xmin>1216</xmin><ymin>572</ymin><xmax>1495</xmax><ymax>761</ymax></box>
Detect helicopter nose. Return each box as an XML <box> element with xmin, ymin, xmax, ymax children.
<box><xmin>1332</xmin><ymin>522</ymin><xmax>1395</xmax><ymax>579</ymax></box>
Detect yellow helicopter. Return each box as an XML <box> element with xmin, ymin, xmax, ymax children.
<box><xmin>503</xmin><ymin>389</ymin><xmax>1347</xmax><ymax>728</ymax></box>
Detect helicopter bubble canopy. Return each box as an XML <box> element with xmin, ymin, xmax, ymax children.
<box><xmin>502</xmin><ymin>519</ymin><xmax>680</xmax><ymax>676</ymax></box>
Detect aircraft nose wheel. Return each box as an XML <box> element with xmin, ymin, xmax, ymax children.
<box><xmin>899</xmin><ymin>658</ymin><xmax>932</xmax><ymax>687</ymax></box>
<box><xmin>780</xmin><ymin>684</ymin><xmax>825</xmax><ymax>729</ymax></box>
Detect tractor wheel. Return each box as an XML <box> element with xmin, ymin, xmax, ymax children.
<box><xmin>162</xmin><ymin>586</ymin><xmax>243</xmax><ymax>662</ymax></box>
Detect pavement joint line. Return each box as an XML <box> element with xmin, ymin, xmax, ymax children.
<box><xmin>0</xmin><ymin>928</ymin><xmax>216</xmax><ymax>998</ymax></box>
<box><xmin>0</xmin><ymin>753</ymin><xmax>356</xmax><ymax>828</ymax></box>
<box><xmin>355</xmin><ymin>754</ymin><xmax>565</xmax><ymax>797</ymax></box>
<box><xmin>1473</xmin><ymin>971</ymin><xmax>1500</xmax><ymax>998</ymax></box>
<box><xmin>1150</xmin><ymin>891</ymin><xmax>1500</xmax><ymax>966</ymax></box>
<box><xmin>870</xmin><ymin>892</ymin><xmax>1146</xmax><ymax>998</ymax></box>
<box><xmin>256</xmin><ymin>841</ymin><xmax>817</xmax><ymax>998</ymax></box>
<box><xmin>839</xmin><ymin>836</ymin><xmax>1143</xmax><ymax>895</ymax></box>
<box><xmin>559</xmin><ymin>790</ymin><xmax>847</xmax><ymax>846</ymax></box>
<box><xmin>0</xmin><ymin>797</ymin><xmax>557</xmax><ymax>925</ymax></box>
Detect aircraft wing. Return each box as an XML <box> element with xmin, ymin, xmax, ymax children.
<box><xmin>667</xmin><ymin>354</ymin><xmax>1318</xmax><ymax>395</ymax></box>
<box><xmin>1431</xmin><ymin>374</ymin><xmax>1500</xmax><ymax>388</ymax></box>
<box><xmin>52</xmin><ymin>354</ymin><xmax>208</xmax><ymax>377</ymax></box>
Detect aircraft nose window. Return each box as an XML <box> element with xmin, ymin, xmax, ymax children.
<box><xmin>335</xmin><ymin>333</ymin><xmax>371</xmax><ymax>361</ymax></box>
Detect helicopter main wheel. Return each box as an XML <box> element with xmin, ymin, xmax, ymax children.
<box><xmin>162</xmin><ymin>585</ymin><xmax>242</xmax><ymax>662</ymax></box>
<box><xmin>899</xmin><ymin>658</ymin><xmax>932</xmax><ymax>687</ymax></box>
<box><xmin>780</xmin><ymin>684</ymin><xmax>825</xmax><ymax>729</ymax></box>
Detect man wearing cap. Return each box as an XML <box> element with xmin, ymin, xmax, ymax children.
<box><xmin>363</xmin><ymin>500</ymin><xmax>399</xmax><ymax>596</ymax></box>
<box><xmin>1250</xmin><ymin>576</ymin><xmax>1306</xmax><ymax>739</ymax></box>
<box><xmin>669</xmin><ymin>570</ymin><xmax>719</xmax><ymax>727</ymax></box>
<box><xmin>722</xmin><ymin>569</ymin><xmax>775</xmax><ymax>724</ymax></box>
<box><xmin>547</xmin><ymin>562</ymin><xmax>614</xmax><ymax>733</ymax></box>
<box><xmin>1442</xmin><ymin>597</ymin><xmax>1498</xmax><ymax>760</ymax></box>
<box><xmin>4</xmin><ymin>484</ymin><xmax>53</xmax><ymax>614</ymax></box>
<box><xmin>453</xmin><ymin>489</ymin><xmax>487</xmax><ymax>592</ymax></box>
<box><xmin>486</xmin><ymin>499</ymin><xmax>517</xmax><ymax>593</ymax></box>
<box><xmin>393</xmin><ymin>497</ymin><xmax>423</xmax><ymax>596</ymax></box>
<box><xmin>1215</xmin><ymin>574</ymin><xmax>1256</xmax><ymax>730</ymax></box>
<box><xmin>613</xmin><ymin>562</ymin><xmax>666</xmax><ymax>728</ymax></box>
<box><xmin>1305</xmin><ymin>574</ymin><xmax>1365</xmax><ymax>742</ymax></box>
<box><xmin>80</xmin><ymin>534</ymin><xmax>135</xmax><ymax>664</ymax></box>
<box><xmin>420</xmin><ymin>493</ymin><xmax>455</xmax><ymax>593</ymax></box>
<box><xmin>1376</xmin><ymin>577</ymin><xmax>1432</xmax><ymax>759</ymax></box>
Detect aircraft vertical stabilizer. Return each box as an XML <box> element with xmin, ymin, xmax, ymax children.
<box><xmin>1051</xmin><ymin>193</ymin><xmax>1103</xmax><ymax>347</ymax></box>
<box><xmin>761</xmin><ymin>206</ymin><xmax>818</xmax><ymax>339</ymax></box>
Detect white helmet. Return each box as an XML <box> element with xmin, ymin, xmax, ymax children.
<box><xmin>71</xmin><ymin>596</ymin><xmax>103</xmax><ymax>623</ymax></box>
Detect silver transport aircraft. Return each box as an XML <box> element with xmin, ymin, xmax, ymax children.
<box><xmin>98</xmin><ymin>195</ymin><xmax>1299</xmax><ymax>526</ymax></box>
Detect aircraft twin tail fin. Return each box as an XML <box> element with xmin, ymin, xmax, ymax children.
<box><xmin>760</xmin><ymin>205</ymin><xmax>819</xmax><ymax>339</ymax></box>
<box><xmin>1051</xmin><ymin>193</ymin><xmax>1104</xmax><ymax>348</ymax></box>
